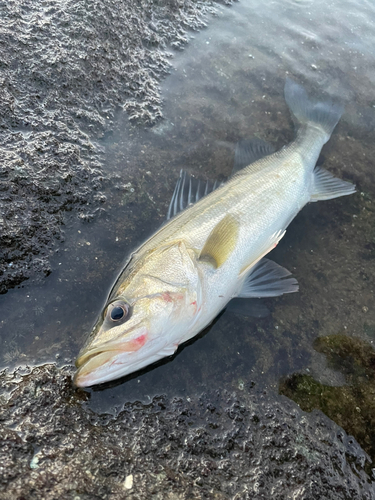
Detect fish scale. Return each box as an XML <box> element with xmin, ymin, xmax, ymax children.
<box><xmin>74</xmin><ymin>79</ymin><xmax>355</xmax><ymax>387</ymax></box>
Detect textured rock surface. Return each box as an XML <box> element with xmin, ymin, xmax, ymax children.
<box><xmin>0</xmin><ymin>0</ymin><xmax>228</xmax><ymax>293</ymax></box>
<box><xmin>0</xmin><ymin>364</ymin><xmax>374</xmax><ymax>500</ymax></box>
<box><xmin>1</xmin><ymin>1</ymin><xmax>375</xmax><ymax>499</ymax></box>
<box><xmin>280</xmin><ymin>335</ymin><xmax>375</xmax><ymax>463</ymax></box>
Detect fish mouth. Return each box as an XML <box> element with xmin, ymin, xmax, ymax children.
<box><xmin>74</xmin><ymin>332</ymin><xmax>148</xmax><ymax>388</ymax></box>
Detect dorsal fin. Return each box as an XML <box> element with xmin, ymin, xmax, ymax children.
<box><xmin>232</xmin><ymin>138</ymin><xmax>275</xmax><ymax>176</ymax></box>
<box><xmin>166</xmin><ymin>170</ymin><xmax>224</xmax><ymax>220</ymax></box>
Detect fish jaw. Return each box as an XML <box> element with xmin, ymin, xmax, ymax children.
<box><xmin>74</xmin><ymin>327</ymin><xmax>151</xmax><ymax>387</ymax></box>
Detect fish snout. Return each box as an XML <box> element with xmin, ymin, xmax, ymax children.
<box><xmin>73</xmin><ymin>332</ymin><xmax>148</xmax><ymax>388</ymax></box>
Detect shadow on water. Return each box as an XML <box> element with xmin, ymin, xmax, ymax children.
<box><xmin>1</xmin><ymin>0</ymin><xmax>375</xmax><ymax>457</ymax></box>
<box><xmin>87</xmin><ymin>314</ymin><xmax>225</xmax><ymax>396</ymax></box>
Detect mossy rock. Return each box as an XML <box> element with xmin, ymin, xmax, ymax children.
<box><xmin>280</xmin><ymin>334</ymin><xmax>375</xmax><ymax>462</ymax></box>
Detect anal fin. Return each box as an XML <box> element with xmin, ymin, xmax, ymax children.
<box><xmin>311</xmin><ymin>166</ymin><xmax>355</xmax><ymax>202</ymax></box>
<box><xmin>238</xmin><ymin>258</ymin><xmax>298</xmax><ymax>298</ymax></box>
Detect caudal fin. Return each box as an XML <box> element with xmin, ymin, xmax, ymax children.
<box><xmin>284</xmin><ymin>79</ymin><xmax>343</xmax><ymax>142</ymax></box>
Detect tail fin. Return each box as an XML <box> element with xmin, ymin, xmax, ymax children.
<box><xmin>284</xmin><ymin>79</ymin><xmax>343</xmax><ymax>142</ymax></box>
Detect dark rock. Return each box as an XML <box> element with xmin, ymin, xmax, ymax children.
<box><xmin>0</xmin><ymin>364</ymin><xmax>374</xmax><ymax>499</ymax></box>
<box><xmin>0</xmin><ymin>0</ymin><xmax>228</xmax><ymax>293</ymax></box>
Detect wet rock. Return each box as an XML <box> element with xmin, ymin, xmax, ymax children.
<box><xmin>0</xmin><ymin>364</ymin><xmax>374</xmax><ymax>499</ymax></box>
<box><xmin>0</xmin><ymin>0</ymin><xmax>229</xmax><ymax>293</ymax></box>
<box><xmin>280</xmin><ymin>334</ymin><xmax>375</xmax><ymax>465</ymax></box>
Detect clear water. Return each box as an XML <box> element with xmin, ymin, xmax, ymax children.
<box><xmin>1</xmin><ymin>0</ymin><xmax>375</xmax><ymax>416</ymax></box>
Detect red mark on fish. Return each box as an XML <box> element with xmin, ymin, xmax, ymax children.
<box><xmin>161</xmin><ymin>292</ymin><xmax>173</xmax><ymax>302</ymax></box>
<box><xmin>120</xmin><ymin>332</ymin><xmax>148</xmax><ymax>352</ymax></box>
<box><xmin>134</xmin><ymin>334</ymin><xmax>147</xmax><ymax>347</ymax></box>
<box><xmin>190</xmin><ymin>300</ymin><xmax>197</xmax><ymax>313</ymax></box>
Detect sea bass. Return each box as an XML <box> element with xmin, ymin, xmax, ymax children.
<box><xmin>74</xmin><ymin>80</ymin><xmax>355</xmax><ymax>387</ymax></box>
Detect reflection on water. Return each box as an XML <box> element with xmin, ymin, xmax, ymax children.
<box><xmin>1</xmin><ymin>0</ymin><xmax>375</xmax><ymax>425</ymax></box>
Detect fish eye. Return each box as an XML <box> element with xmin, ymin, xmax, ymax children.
<box><xmin>110</xmin><ymin>305</ymin><xmax>126</xmax><ymax>321</ymax></box>
<box><xmin>104</xmin><ymin>300</ymin><xmax>130</xmax><ymax>323</ymax></box>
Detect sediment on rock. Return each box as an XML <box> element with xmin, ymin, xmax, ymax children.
<box><xmin>0</xmin><ymin>0</ymin><xmax>232</xmax><ymax>293</ymax></box>
<box><xmin>0</xmin><ymin>364</ymin><xmax>373</xmax><ymax>500</ymax></box>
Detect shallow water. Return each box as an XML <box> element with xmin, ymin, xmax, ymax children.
<box><xmin>1</xmin><ymin>0</ymin><xmax>375</xmax><ymax>431</ymax></box>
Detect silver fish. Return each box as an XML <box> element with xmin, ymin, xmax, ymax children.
<box><xmin>74</xmin><ymin>79</ymin><xmax>355</xmax><ymax>387</ymax></box>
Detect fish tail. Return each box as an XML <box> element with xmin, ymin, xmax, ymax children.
<box><xmin>284</xmin><ymin>78</ymin><xmax>343</xmax><ymax>143</ymax></box>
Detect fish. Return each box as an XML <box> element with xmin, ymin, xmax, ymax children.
<box><xmin>74</xmin><ymin>79</ymin><xmax>355</xmax><ymax>388</ymax></box>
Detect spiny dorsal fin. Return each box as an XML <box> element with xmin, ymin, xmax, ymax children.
<box><xmin>310</xmin><ymin>166</ymin><xmax>355</xmax><ymax>202</ymax></box>
<box><xmin>199</xmin><ymin>214</ymin><xmax>239</xmax><ymax>268</ymax></box>
<box><xmin>237</xmin><ymin>258</ymin><xmax>298</xmax><ymax>298</ymax></box>
<box><xmin>166</xmin><ymin>170</ymin><xmax>224</xmax><ymax>220</ymax></box>
<box><xmin>232</xmin><ymin>138</ymin><xmax>275</xmax><ymax>176</ymax></box>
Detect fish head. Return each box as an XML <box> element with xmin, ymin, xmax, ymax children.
<box><xmin>74</xmin><ymin>243</ymin><xmax>201</xmax><ymax>387</ymax></box>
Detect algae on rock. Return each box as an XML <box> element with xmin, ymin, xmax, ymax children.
<box><xmin>280</xmin><ymin>334</ymin><xmax>375</xmax><ymax>463</ymax></box>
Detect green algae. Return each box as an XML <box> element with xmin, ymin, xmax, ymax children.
<box><xmin>280</xmin><ymin>334</ymin><xmax>375</xmax><ymax>462</ymax></box>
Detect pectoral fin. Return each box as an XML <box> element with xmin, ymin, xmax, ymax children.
<box><xmin>237</xmin><ymin>258</ymin><xmax>298</xmax><ymax>298</ymax></box>
<box><xmin>310</xmin><ymin>167</ymin><xmax>355</xmax><ymax>201</ymax></box>
<box><xmin>239</xmin><ymin>229</ymin><xmax>286</xmax><ymax>277</ymax></box>
<box><xmin>199</xmin><ymin>214</ymin><xmax>239</xmax><ymax>268</ymax></box>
